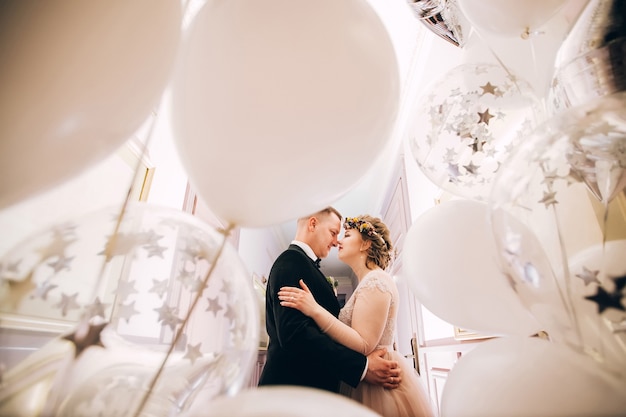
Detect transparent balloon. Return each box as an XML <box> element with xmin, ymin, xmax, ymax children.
<box><xmin>489</xmin><ymin>92</ymin><xmax>626</xmax><ymax>373</ymax></box>
<box><xmin>407</xmin><ymin>62</ymin><xmax>540</xmax><ymax>202</ymax></box>
<box><xmin>0</xmin><ymin>203</ymin><xmax>259</xmax><ymax>417</ymax></box>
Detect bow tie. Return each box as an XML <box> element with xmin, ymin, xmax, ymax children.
<box><xmin>314</xmin><ymin>258</ymin><xmax>321</xmax><ymax>268</ymax></box>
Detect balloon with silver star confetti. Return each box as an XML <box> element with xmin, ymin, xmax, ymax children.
<box><xmin>490</xmin><ymin>94</ymin><xmax>626</xmax><ymax>374</ymax></box>
<box><xmin>51</xmin><ymin>328</ymin><xmax>240</xmax><ymax>417</ymax></box>
<box><xmin>0</xmin><ymin>202</ymin><xmax>259</xmax><ymax>417</ymax></box>
<box><xmin>407</xmin><ymin>62</ymin><xmax>540</xmax><ymax>202</ymax></box>
<box><xmin>568</xmin><ymin>240</ymin><xmax>626</xmax><ymax>369</ymax></box>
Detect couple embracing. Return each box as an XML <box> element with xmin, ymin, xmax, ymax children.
<box><xmin>259</xmin><ymin>207</ymin><xmax>434</xmax><ymax>417</ymax></box>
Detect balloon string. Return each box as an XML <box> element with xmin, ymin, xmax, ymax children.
<box><xmin>40</xmin><ymin>110</ymin><xmax>160</xmax><ymax>416</ymax></box>
<box><xmin>476</xmin><ymin>30</ymin><xmax>545</xmax><ymax>127</ymax></box>
<box><xmin>548</xmin><ymin>181</ymin><xmax>584</xmax><ymax>348</ymax></box>
<box><xmin>594</xmin><ymin>199</ymin><xmax>626</xmax><ymax>363</ymax></box>
<box><xmin>83</xmin><ymin>109</ymin><xmax>158</xmax><ymax>328</ymax></box>
<box><xmin>552</xmin><ymin>213</ymin><xmax>583</xmax><ymax>342</ymax></box>
<box><xmin>597</xmin><ymin>200</ymin><xmax>610</xmax><ymax>360</ymax></box>
<box><xmin>588</xmin><ymin>200</ymin><xmax>626</xmax><ymax>364</ymax></box>
<box><xmin>534</xmin><ymin>163</ymin><xmax>580</xmax><ymax>342</ymax></box>
<box><xmin>131</xmin><ymin>222</ymin><xmax>235</xmax><ymax>417</ymax></box>
<box><xmin>527</xmin><ymin>36</ymin><xmax>549</xmax><ymax>120</ymax></box>
<box><xmin>92</xmin><ymin>109</ymin><xmax>159</xmax><ymax>302</ymax></box>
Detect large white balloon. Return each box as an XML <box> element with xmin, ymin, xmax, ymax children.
<box><xmin>171</xmin><ymin>0</ymin><xmax>400</xmax><ymax>227</ymax></box>
<box><xmin>0</xmin><ymin>1</ymin><xmax>182</xmax><ymax>209</ymax></box>
<box><xmin>402</xmin><ymin>199</ymin><xmax>542</xmax><ymax>336</ymax></box>
<box><xmin>457</xmin><ymin>0</ymin><xmax>570</xmax><ymax>38</ymax></box>
<box><xmin>460</xmin><ymin>1</ymin><xmax>588</xmax><ymax>101</ymax></box>
<box><xmin>179</xmin><ymin>386</ymin><xmax>381</xmax><ymax>417</ymax></box>
<box><xmin>441</xmin><ymin>337</ymin><xmax>626</xmax><ymax>417</ymax></box>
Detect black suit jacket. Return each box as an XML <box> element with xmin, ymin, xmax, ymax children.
<box><xmin>258</xmin><ymin>244</ymin><xmax>366</xmax><ymax>392</ymax></box>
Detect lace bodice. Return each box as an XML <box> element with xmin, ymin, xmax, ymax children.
<box><xmin>338</xmin><ymin>269</ymin><xmax>398</xmax><ymax>350</ymax></box>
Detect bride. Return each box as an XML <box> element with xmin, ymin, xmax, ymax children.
<box><xmin>279</xmin><ymin>215</ymin><xmax>435</xmax><ymax>417</ymax></box>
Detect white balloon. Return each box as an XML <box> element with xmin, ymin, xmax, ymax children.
<box><xmin>402</xmin><ymin>199</ymin><xmax>542</xmax><ymax>336</ymax></box>
<box><xmin>0</xmin><ymin>1</ymin><xmax>181</xmax><ymax>209</ymax></box>
<box><xmin>441</xmin><ymin>337</ymin><xmax>626</xmax><ymax>417</ymax></box>
<box><xmin>459</xmin><ymin>1</ymin><xmax>588</xmax><ymax>101</ymax></box>
<box><xmin>457</xmin><ymin>0</ymin><xmax>570</xmax><ymax>38</ymax></box>
<box><xmin>180</xmin><ymin>386</ymin><xmax>381</xmax><ymax>417</ymax></box>
<box><xmin>171</xmin><ymin>0</ymin><xmax>400</xmax><ymax>227</ymax></box>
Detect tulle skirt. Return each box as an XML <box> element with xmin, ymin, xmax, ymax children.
<box><xmin>340</xmin><ymin>350</ymin><xmax>436</xmax><ymax>417</ymax></box>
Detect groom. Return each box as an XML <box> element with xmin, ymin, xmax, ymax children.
<box><xmin>258</xmin><ymin>207</ymin><xmax>401</xmax><ymax>392</ymax></box>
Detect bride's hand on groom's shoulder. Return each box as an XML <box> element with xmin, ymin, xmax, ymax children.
<box><xmin>278</xmin><ymin>279</ymin><xmax>319</xmax><ymax>317</ymax></box>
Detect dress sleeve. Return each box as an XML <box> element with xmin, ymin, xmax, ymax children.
<box><xmin>317</xmin><ymin>275</ymin><xmax>392</xmax><ymax>355</ymax></box>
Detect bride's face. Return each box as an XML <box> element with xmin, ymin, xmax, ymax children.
<box><xmin>337</xmin><ymin>228</ymin><xmax>367</xmax><ymax>264</ymax></box>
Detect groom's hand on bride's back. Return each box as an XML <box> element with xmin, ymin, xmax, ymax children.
<box><xmin>364</xmin><ymin>348</ymin><xmax>401</xmax><ymax>389</ymax></box>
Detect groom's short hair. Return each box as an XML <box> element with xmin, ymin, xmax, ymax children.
<box><xmin>298</xmin><ymin>206</ymin><xmax>342</xmax><ymax>224</ymax></box>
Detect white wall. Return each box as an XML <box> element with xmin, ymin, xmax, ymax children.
<box><xmin>238</xmin><ymin>227</ymin><xmax>286</xmax><ymax>280</ymax></box>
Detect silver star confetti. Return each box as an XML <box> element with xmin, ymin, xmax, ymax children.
<box><xmin>54</xmin><ymin>292</ymin><xmax>81</xmax><ymax>316</ymax></box>
<box><xmin>154</xmin><ymin>303</ymin><xmax>183</xmax><ymax>331</ymax></box>
<box><xmin>46</xmin><ymin>255</ymin><xmax>74</xmax><ymax>274</ymax></box>
<box><xmin>184</xmin><ymin>342</ymin><xmax>203</xmax><ymax>364</ymax></box>
<box><xmin>575</xmin><ymin>266</ymin><xmax>601</xmax><ymax>286</ymax></box>
<box><xmin>116</xmin><ymin>300</ymin><xmax>140</xmax><ymax>324</ymax></box>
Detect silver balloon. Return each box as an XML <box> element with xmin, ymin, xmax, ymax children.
<box><xmin>551</xmin><ymin>0</ymin><xmax>626</xmax><ymax>111</ymax></box>
<box><xmin>407</xmin><ymin>0</ymin><xmax>465</xmax><ymax>47</ymax></box>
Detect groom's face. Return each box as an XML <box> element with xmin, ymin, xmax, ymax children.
<box><xmin>310</xmin><ymin>212</ymin><xmax>341</xmax><ymax>259</ymax></box>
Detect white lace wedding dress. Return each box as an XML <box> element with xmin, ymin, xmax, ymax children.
<box><xmin>324</xmin><ymin>269</ymin><xmax>435</xmax><ymax>417</ymax></box>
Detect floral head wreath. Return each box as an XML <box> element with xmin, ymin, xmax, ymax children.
<box><xmin>344</xmin><ymin>216</ymin><xmax>394</xmax><ymax>268</ymax></box>
<box><xmin>344</xmin><ymin>217</ymin><xmax>384</xmax><ymax>243</ymax></box>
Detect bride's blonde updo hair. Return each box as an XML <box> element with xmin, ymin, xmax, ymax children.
<box><xmin>343</xmin><ymin>215</ymin><xmax>395</xmax><ymax>270</ymax></box>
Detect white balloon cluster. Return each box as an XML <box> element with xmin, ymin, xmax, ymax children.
<box><xmin>0</xmin><ymin>0</ymin><xmax>402</xmax><ymax>416</ymax></box>
<box><xmin>402</xmin><ymin>1</ymin><xmax>626</xmax><ymax>415</ymax></box>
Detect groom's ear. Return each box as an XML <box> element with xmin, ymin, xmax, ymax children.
<box><xmin>308</xmin><ymin>216</ymin><xmax>318</xmax><ymax>231</ymax></box>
